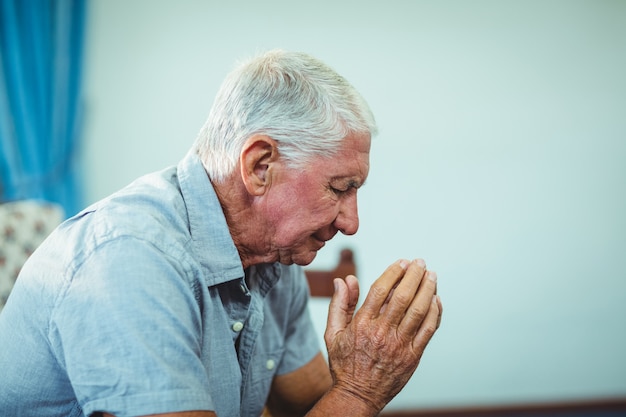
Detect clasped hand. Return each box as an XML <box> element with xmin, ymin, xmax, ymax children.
<box><xmin>325</xmin><ymin>259</ymin><xmax>442</xmax><ymax>414</ymax></box>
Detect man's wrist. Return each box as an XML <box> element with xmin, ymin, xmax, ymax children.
<box><xmin>308</xmin><ymin>385</ymin><xmax>381</xmax><ymax>417</ymax></box>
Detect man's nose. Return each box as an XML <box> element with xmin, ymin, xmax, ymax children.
<box><xmin>334</xmin><ymin>194</ymin><xmax>359</xmax><ymax>236</ymax></box>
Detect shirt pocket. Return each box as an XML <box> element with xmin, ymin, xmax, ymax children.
<box><xmin>243</xmin><ymin>346</ymin><xmax>285</xmax><ymax>417</ymax></box>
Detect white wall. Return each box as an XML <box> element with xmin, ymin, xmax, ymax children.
<box><xmin>82</xmin><ymin>0</ymin><xmax>626</xmax><ymax>411</ymax></box>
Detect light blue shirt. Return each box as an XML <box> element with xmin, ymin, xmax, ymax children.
<box><xmin>0</xmin><ymin>151</ymin><xmax>321</xmax><ymax>417</ymax></box>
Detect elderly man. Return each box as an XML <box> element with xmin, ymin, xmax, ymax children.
<box><xmin>0</xmin><ymin>50</ymin><xmax>442</xmax><ymax>417</ymax></box>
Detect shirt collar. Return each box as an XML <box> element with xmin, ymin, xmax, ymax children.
<box><xmin>177</xmin><ymin>151</ymin><xmax>244</xmax><ymax>286</ymax></box>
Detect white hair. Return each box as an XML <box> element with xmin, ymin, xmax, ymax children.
<box><xmin>193</xmin><ymin>49</ymin><xmax>377</xmax><ymax>182</ymax></box>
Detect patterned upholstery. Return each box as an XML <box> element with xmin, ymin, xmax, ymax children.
<box><xmin>0</xmin><ymin>201</ymin><xmax>64</xmax><ymax>311</ymax></box>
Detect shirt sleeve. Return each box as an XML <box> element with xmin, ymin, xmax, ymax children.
<box><xmin>274</xmin><ymin>264</ymin><xmax>323</xmax><ymax>376</ymax></box>
<box><xmin>49</xmin><ymin>236</ymin><xmax>214</xmax><ymax>417</ymax></box>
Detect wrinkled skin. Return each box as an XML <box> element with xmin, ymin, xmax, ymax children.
<box><xmin>325</xmin><ymin>259</ymin><xmax>442</xmax><ymax>413</ymax></box>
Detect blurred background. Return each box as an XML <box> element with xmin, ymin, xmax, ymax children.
<box><xmin>1</xmin><ymin>0</ymin><xmax>625</xmax><ymax>413</ymax></box>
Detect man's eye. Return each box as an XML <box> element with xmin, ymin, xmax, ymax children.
<box><xmin>330</xmin><ymin>180</ymin><xmax>359</xmax><ymax>196</ymax></box>
<box><xmin>331</xmin><ymin>186</ymin><xmax>355</xmax><ymax>196</ymax></box>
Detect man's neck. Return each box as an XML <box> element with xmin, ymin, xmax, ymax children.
<box><xmin>211</xmin><ymin>176</ymin><xmax>276</xmax><ymax>269</ymax></box>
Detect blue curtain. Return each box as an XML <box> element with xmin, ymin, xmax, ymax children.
<box><xmin>0</xmin><ymin>0</ymin><xmax>86</xmax><ymax>217</ymax></box>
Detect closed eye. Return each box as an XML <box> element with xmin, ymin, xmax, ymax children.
<box><xmin>331</xmin><ymin>186</ymin><xmax>349</xmax><ymax>195</ymax></box>
<box><xmin>330</xmin><ymin>179</ymin><xmax>362</xmax><ymax>196</ymax></box>
<box><xmin>331</xmin><ymin>182</ymin><xmax>358</xmax><ymax>196</ymax></box>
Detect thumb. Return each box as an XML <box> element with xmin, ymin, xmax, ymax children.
<box><xmin>325</xmin><ymin>276</ymin><xmax>359</xmax><ymax>343</ymax></box>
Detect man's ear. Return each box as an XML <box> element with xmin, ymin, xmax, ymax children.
<box><xmin>240</xmin><ymin>135</ymin><xmax>279</xmax><ymax>196</ymax></box>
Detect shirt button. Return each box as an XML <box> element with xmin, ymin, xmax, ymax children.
<box><xmin>232</xmin><ymin>321</ymin><xmax>244</xmax><ymax>332</ymax></box>
<box><xmin>266</xmin><ymin>359</ymin><xmax>275</xmax><ymax>370</ymax></box>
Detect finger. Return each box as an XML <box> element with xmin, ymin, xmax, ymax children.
<box><xmin>325</xmin><ymin>276</ymin><xmax>360</xmax><ymax>345</ymax></box>
<box><xmin>378</xmin><ymin>285</ymin><xmax>396</xmax><ymax>315</ymax></box>
<box><xmin>436</xmin><ymin>294</ymin><xmax>443</xmax><ymax>329</ymax></box>
<box><xmin>412</xmin><ymin>293</ymin><xmax>441</xmax><ymax>353</ymax></box>
<box><xmin>380</xmin><ymin>259</ymin><xmax>428</xmax><ymax>324</ymax></box>
<box><xmin>344</xmin><ymin>275</ymin><xmax>360</xmax><ymax>315</ymax></box>
<box><xmin>359</xmin><ymin>259</ymin><xmax>409</xmax><ymax>317</ymax></box>
<box><xmin>398</xmin><ymin>270</ymin><xmax>437</xmax><ymax>335</ymax></box>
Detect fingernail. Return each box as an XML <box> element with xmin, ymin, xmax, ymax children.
<box><xmin>428</xmin><ymin>271</ymin><xmax>437</xmax><ymax>282</ymax></box>
<box><xmin>415</xmin><ymin>259</ymin><xmax>426</xmax><ymax>268</ymax></box>
<box><xmin>398</xmin><ymin>259</ymin><xmax>409</xmax><ymax>269</ymax></box>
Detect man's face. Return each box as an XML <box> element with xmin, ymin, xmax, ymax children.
<box><xmin>261</xmin><ymin>132</ymin><xmax>371</xmax><ymax>266</ymax></box>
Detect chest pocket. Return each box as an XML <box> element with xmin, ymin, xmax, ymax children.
<box><xmin>241</xmin><ymin>346</ymin><xmax>285</xmax><ymax>417</ymax></box>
